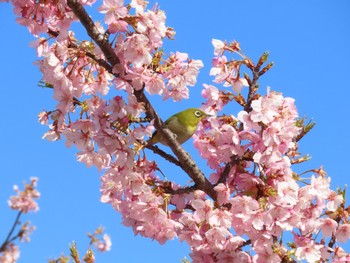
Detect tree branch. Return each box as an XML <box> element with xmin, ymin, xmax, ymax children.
<box><xmin>146</xmin><ymin>145</ymin><xmax>181</xmax><ymax>167</ymax></box>
<box><xmin>67</xmin><ymin>0</ymin><xmax>217</xmax><ymax>200</ymax></box>
<box><xmin>244</xmin><ymin>65</ymin><xmax>260</xmax><ymax>113</ymax></box>
<box><xmin>134</xmin><ymin>90</ymin><xmax>217</xmax><ymax>199</ymax></box>
<box><xmin>217</xmin><ymin>155</ymin><xmax>238</xmax><ymax>185</ymax></box>
<box><xmin>166</xmin><ymin>185</ymin><xmax>197</xmax><ymax>196</ymax></box>
<box><xmin>67</xmin><ymin>0</ymin><xmax>120</xmax><ymax>67</ymax></box>
<box><xmin>0</xmin><ymin>211</ymin><xmax>22</xmax><ymax>252</ymax></box>
<box><xmin>48</xmin><ymin>28</ymin><xmax>113</xmax><ymax>74</ymax></box>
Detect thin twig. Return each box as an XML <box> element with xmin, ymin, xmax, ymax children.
<box><xmin>0</xmin><ymin>211</ymin><xmax>23</xmax><ymax>252</ymax></box>
<box><xmin>146</xmin><ymin>145</ymin><xmax>181</xmax><ymax>167</ymax></box>
<box><xmin>48</xmin><ymin>28</ymin><xmax>113</xmax><ymax>74</ymax></box>
<box><xmin>217</xmin><ymin>156</ymin><xmax>238</xmax><ymax>185</ymax></box>
<box><xmin>67</xmin><ymin>0</ymin><xmax>120</xmax><ymax>66</ymax></box>
<box><xmin>244</xmin><ymin>66</ymin><xmax>260</xmax><ymax>113</ymax></box>
<box><xmin>165</xmin><ymin>185</ymin><xmax>197</xmax><ymax>195</ymax></box>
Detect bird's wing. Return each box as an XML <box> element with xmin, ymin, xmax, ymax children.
<box><xmin>164</xmin><ymin>116</ymin><xmax>183</xmax><ymax>135</ymax></box>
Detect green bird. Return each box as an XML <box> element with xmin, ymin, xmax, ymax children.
<box><xmin>147</xmin><ymin>108</ymin><xmax>211</xmax><ymax>146</ymax></box>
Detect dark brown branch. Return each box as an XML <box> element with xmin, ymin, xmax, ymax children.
<box><xmin>165</xmin><ymin>185</ymin><xmax>197</xmax><ymax>195</ymax></box>
<box><xmin>217</xmin><ymin>156</ymin><xmax>238</xmax><ymax>185</ymax></box>
<box><xmin>328</xmin><ymin>234</ymin><xmax>336</xmax><ymax>248</ymax></box>
<box><xmin>328</xmin><ymin>213</ymin><xmax>342</xmax><ymax>248</ymax></box>
<box><xmin>243</xmin><ymin>52</ymin><xmax>272</xmax><ymax>113</ymax></box>
<box><xmin>0</xmin><ymin>211</ymin><xmax>23</xmax><ymax>252</ymax></box>
<box><xmin>67</xmin><ymin>0</ymin><xmax>217</xmax><ymax>200</ymax></box>
<box><xmin>47</xmin><ymin>29</ymin><xmax>113</xmax><ymax>74</ymax></box>
<box><xmin>67</xmin><ymin>0</ymin><xmax>120</xmax><ymax>67</ymax></box>
<box><xmin>243</xmin><ymin>66</ymin><xmax>260</xmax><ymax>113</ymax></box>
<box><xmin>85</xmin><ymin>52</ymin><xmax>113</xmax><ymax>74</ymax></box>
<box><xmin>146</xmin><ymin>145</ymin><xmax>181</xmax><ymax>167</ymax></box>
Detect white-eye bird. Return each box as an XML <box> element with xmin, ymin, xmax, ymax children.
<box><xmin>147</xmin><ymin>108</ymin><xmax>210</xmax><ymax>146</ymax></box>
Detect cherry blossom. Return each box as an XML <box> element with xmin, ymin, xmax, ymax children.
<box><xmin>8</xmin><ymin>178</ymin><xmax>40</xmax><ymax>213</ymax></box>
<box><xmin>294</xmin><ymin>235</ymin><xmax>323</xmax><ymax>262</ymax></box>
<box><xmin>93</xmin><ymin>234</ymin><xmax>112</xmax><ymax>252</ymax></box>
<box><xmin>136</xmin><ymin>9</ymin><xmax>167</xmax><ymax>49</ymax></box>
<box><xmin>98</xmin><ymin>0</ymin><xmax>127</xmax><ymax>25</ymax></box>
<box><xmin>212</xmin><ymin>39</ymin><xmax>225</xmax><ymax>56</ymax></box>
<box><xmin>336</xmin><ymin>224</ymin><xmax>350</xmax><ymax>243</ymax></box>
<box><xmin>3</xmin><ymin>0</ymin><xmax>350</xmax><ymax>261</ymax></box>
<box><xmin>0</xmin><ymin>243</ymin><xmax>20</xmax><ymax>263</ymax></box>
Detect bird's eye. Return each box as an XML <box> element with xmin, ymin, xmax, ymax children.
<box><xmin>194</xmin><ymin>110</ymin><xmax>202</xmax><ymax>118</ymax></box>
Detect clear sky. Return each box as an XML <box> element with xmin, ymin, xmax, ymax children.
<box><xmin>1</xmin><ymin>0</ymin><xmax>350</xmax><ymax>262</ymax></box>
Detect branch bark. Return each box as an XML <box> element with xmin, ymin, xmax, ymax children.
<box><xmin>66</xmin><ymin>0</ymin><xmax>217</xmax><ymax>200</ymax></box>
<box><xmin>146</xmin><ymin>145</ymin><xmax>181</xmax><ymax>167</ymax></box>
<box><xmin>0</xmin><ymin>211</ymin><xmax>22</xmax><ymax>252</ymax></box>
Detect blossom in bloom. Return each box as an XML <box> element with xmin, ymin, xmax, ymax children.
<box><xmin>327</xmin><ymin>191</ymin><xmax>344</xmax><ymax>212</ymax></box>
<box><xmin>201</xmin><ymin>84</ymin><xmax>221</xmax><ymax>113</ymax></box>
<box><xmin>205</xmin><ymin>227</ymin><xmax>231</xmax><ymax>251</ymax></box>
<box><xmin>12</xmin><ymin>0</ymin><xmax>349</xmax><ymax>259</ymax></box>
<box><xmin>294</xmin><ymin>235</ymin><xmax>323</xmax><ymax>262</ymax></box>
<box><xmin>336</xmin><ymin>224</ymin><xmax>350</xmax><ymax>243</ymax></box>
<box><xmin>250</xmin><ymin>91</ymin><xmax>284</xmax><ymax>124</ymax></box>
<box><xmin>38</xmin><ymin>111</ymin><xmax>49</xmax><ymax>125</ymax></box>
<box><xmin>130</xmin><ymin>0</ymin><xmax>147</xmax><ymax>13</ymax></box>
<box><xmin>0</xmin><ymin>243</ymin><xmax>20</xmax><ymax>263</ymax></box>
<box><xmin>98</xmin><ymin>0</ymin><xmax>127</xmax><ymax>24</ymax></box>
<box><xmin>333</xmin><ymin>247</ymin><xmax>350</xmax><ymax>262</ymax></box>
<box><xmin>274</xmin><ymin>179</ymin><xmax>299</xmax><ymax>207</ymax></box>
<box><xmin>191</xmin><ymin>199</ymin><xmax>214</xmax><ymax>223</ymax></box>
<box><xmin>163</xmin><ymin>52</ymin><xmax>203</xmax><ymax>101</ymax></box>
<box><xmin>124</xmin><ymin>34</ymin><xmax>152</xmax><ymax>67</ymax></box>
<box><xmin>163</xmin><ymin>81</ymin><xmax>189</xmax><ymax>101</ymax></box>
<box><xmin>93</xmin><ymin>234</ymin><xmax>112</xmax><ymax>252</ymax></box>
<box><xmin>319</xmin><ymin>218</ymin><xmax>338</xmax><ymax>238</ymax></box>
<box><xmin>108</xmin><ymin>19</ymin><xmax>128</xmax><ymax>33</ymax></box>
<box><xmin>208</xmin><ymin>209</ymin><xmax>232</xmax><ymax>229</ymax></box>
<box><xmin>210</xmin><ymin>55</ymin><xmax>229</xmax><ymax>83</ymax></box>
<box><xmin>309</xmin><ymin>175</ymin><xmax>331</xmax><ymax>200</ymax></box>
<box><xmin>194</xmin><ymin>117</ymin><xmax>243</xmax><ymax>170</ymax></box>
<box><xmin>142</xmin><ymin>71</ymin><xmax>165</xmax><ymax>95</ymax></box>
<box><xmin>237</xmin><ymin>111</ymin><xmax>261</xmax><ymax>132</ymax></box>
<box><xmin>136</xmin><ymin>9</ymin><xmax>167</xmax><ymax>49</ymax></box>
<box><xmin>30</xmin><ymin>37</ymin><xmax>48</xmax><ymax>57</ymax></box>
<box><xmin>229</xmin><ymin>77</ymin><xmax>249</xmax><ymax>94</ymax></box>
<box><xmin>42</xmin><ymin>129</ymin><xmax>61</xmax><ymax>141</ymax></box>
<box><xmin>9</xmin><ymin>0</ymin><xmax>75</xmax><ymax>35</ymax></box>
<box><xmin>8</xmin><ymin>178</ymin><xmax>40</xmax><ymax>213</ymax></box>
<box><xmin>214</xmin><ymin>183</ymin><xmax>230</xmax><ymax>205</ymax></box>
<box><xmin>252</xmin><ymin>237</ymin><xmax>282</xmax><ymax>263</ymax></box>
<box><xmin>212</xmin><ymin>39</ymin><xmax>225</xmax><ymax>56</ymax></box>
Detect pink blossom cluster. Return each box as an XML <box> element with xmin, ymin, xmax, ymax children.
<box><xmin>6</xmin><ymin>0</ymin><xmax>96</xmax><ymax>36</ymax></box>
<box><xmin>100</xmin><ymin>158</ymin><xmax>183</xmax><ymax>244</ymax></box>
<box><xmin>93</xmin><ymin>234</ymin><xmax>112</xmax><ymax>252</ymax></box>
<box><xmin>0</xmin><ymin>244</ymin><xmax>20</xmax><ymax>263</ymax></box>
<box><xmin>88</xmin><ymin>228</ymin><xmax>112</xmax><ymax>252</ymax></box>
<box><xmin>27</xmin><ymin>0</ymin><xmax>202</xmax><ymax>172</ymax></box>
<box><xmin>186</xmin><ymin>40</ymin><xmax>348</xmax><ymax>261</ymax></box>
<box><xmin>8</xmin><ymin>177</ymin><xmax>40</xmax><ymax>213</ymax></box>
<box><xmin>210</xmin><ymin>39</ymin><xmax>248</xmax><ymax>93</ymax></box>
<box><xmin>3</xmin><ymin>0</ymin><xmax>350</xmax><ymax>261</ymax></box>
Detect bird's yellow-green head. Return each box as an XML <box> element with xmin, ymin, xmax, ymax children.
<box><xmin>147</xmin><ymin>108</ymin><xmax>210</xmax><ymax>146</ymax></box>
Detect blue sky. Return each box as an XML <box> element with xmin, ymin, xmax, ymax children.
<box><xmin>1</xmin><ymin>0</ymin><xmax>350</xmax><ymax>262</ymax></box>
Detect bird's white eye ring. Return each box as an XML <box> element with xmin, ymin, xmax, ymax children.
<box><xmin>194</xmin><ymin>110</ymin><xmax>202</xmax><ymax>118</ymax></box>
